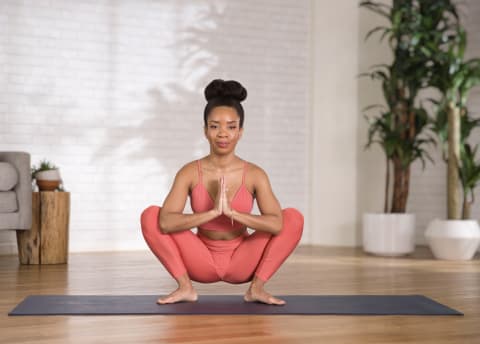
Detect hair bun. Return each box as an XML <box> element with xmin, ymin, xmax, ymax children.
<box><xmin>204</xmin><ymin>79</ymin><xmax>247</xmax><ymax>102</ymax></box>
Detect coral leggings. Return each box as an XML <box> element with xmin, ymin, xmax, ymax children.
<box><xmin>141</xmin><ymin>206</ymin><xmax>304</xmax><ymax>284</ymax></box>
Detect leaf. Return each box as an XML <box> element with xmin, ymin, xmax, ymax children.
<box><xmin>380</xmin><ymin>27</ymin><xmax>392</xmax><ymax>43</ymax></box>
<box><xmin>362</xmin><ymin>104</ymin><xmax>386</xmax><ymax>112</ymax></box>
<box><xmin>365</xmin><ymin>26</ymin><xmax>389</xmax><ymax>41</ymax></box>
<box><xmin>360</xmin><ymin>1</ymin><xmax>391</xmax><ymax>19</ymax></box>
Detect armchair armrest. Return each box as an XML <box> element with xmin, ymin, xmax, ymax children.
<box><xmin>0</xmin><ymin>152</ymin><xmax>32</xmax><ymax>230</ymax></box>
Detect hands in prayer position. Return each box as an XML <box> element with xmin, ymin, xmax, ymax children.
<box><xmin>213</xmin><ymin>176</ymin><xmax>233</xmax><ymax>220</ymax></box>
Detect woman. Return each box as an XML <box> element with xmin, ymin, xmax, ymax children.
<box><xmin>140</xmin><ymin>79</ymin><xmax>304</xmax><ymax>305</ymax></box>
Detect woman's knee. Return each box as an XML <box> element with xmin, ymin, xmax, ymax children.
<box><xmin>140</xmin><ymin>205</ymin><xmax>162</xmax><ymax>236</ymax></box>
<box><xmin>281</xmin><ymin>208</ymin><xmax>304</xmax><ymax>238</ymax></box>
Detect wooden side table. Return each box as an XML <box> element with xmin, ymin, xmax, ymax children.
<box><xmin>16</xmin><ymin>191</ymin><xmax>70</xmax><ymax>264</ymax></box>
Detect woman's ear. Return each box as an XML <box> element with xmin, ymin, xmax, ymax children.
<box><xmin>239</xmin><ymin>127</ymin><xmax>244</xmax><ymax>139</ymax></box>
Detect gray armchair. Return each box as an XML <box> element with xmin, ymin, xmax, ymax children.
<box><xmin>0</xmin><ymin>152</ymin><xmax>32</xmax><ymax>231</ymax></box>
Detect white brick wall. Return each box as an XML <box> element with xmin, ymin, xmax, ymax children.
<box><xmin>0</xmin><ymin>0</ymin><xmax>311</xmax><ymax>253</ymax></box>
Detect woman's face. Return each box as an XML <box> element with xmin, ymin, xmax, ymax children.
<box><xmin>204</xmin><ymin>106</ymin><xmax>243</xmax><ymax>155</ymax></box>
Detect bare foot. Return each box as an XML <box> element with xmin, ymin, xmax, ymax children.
<box><xmin>244</xmin><ymin>287</ymin><xmax>286</xmax><ymax>305</ymax></box>
<box><xmin>157</xmin><ymin>286</ymin><xmax>198</xmax><ymax>304</ymax></box>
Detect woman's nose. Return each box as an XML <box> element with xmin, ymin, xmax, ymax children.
<box><xmin>217</xmin><ymin>127</ymin><xmax>228</xmax><ymax>136</ymax></box>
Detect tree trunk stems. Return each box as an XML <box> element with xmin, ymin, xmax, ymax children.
<box><xmin>385</xmin><ymin>155</ymin><xmax>390</xmax><ymax>213</ymax></box>
<box><xmin>391</xmin><ymin>157</ymin><xmax>410</xmax><ymax>213</ymax></box>
<box><xmin>447</xmin><ymin>102</ymin><xmax>461</xmax><ymax>220</ymax></box>
<box><xmin>390</xmin><ymin>93</ymin><xmax>412</xmax><ymax>214</ymax></box>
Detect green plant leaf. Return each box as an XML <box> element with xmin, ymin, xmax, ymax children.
<box><xmin>365</xmin><ymin>26</ymin><xmax>389</xmax><ymax>41</ymax></box>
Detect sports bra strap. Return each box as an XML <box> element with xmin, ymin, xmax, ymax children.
<box><xmin>197</xmin><ymin>159</ymin><xmax>203</xmax><ymax>183</ymax></box>
<box><xmin>242</xmin><ymin>161</ymin><xmax>248</xmax><ymax>184</ymax></box>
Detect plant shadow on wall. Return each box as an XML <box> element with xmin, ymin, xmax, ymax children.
<box><xmin>91</xmin><ymin>3</ymin><xmax>234</xmax><ymax>184</ymax></box>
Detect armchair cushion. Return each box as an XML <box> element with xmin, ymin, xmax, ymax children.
<box><xmin>0</xmin><ymin>162</ymin><xmax>19</xmax><ymax>191</ymax></box>
<box><xmin>0</xmin><ymin>191</ymin><xmax>18</xmax><ymax>212</ymax></box>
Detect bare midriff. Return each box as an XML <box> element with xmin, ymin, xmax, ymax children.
<box><xmin>197</xmin><ymin>226</ymin><xmax>247</xmax><ymax>240</ymax></box>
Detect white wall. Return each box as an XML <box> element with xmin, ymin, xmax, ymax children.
<box><xmin>0</xmin><ymin>0</ymin><xmax>311</xmax><ymax>253</ymax></box>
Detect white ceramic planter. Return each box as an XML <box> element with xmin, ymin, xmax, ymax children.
<box><xmin>425</xmin><ymin>219</ymin><xmax>480</xmax><ymax>260</ymax></box>
<box><xmin>363</xmin><ymin>213</ymin><xmax>416</xmax><ymax>256</ymax></box>
<box><xmin>35</xmin><ymin>169</ymin><xmax>61</xmax><ymax>181</ymax></box>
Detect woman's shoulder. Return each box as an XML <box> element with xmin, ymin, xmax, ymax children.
<box><xmin>243</xmin><ymin>161</ymin><xmax>271</xmax><ymax>195</ymax></box>
<box><xmin>173</xmin><ymin>160</ymin><xmax>202</xmax><ymax>191</ymax></box>
<box><xmin>244</xmin><ymin>160</ymin><xmax>268</xmax><ymax>180</ymax></box>
<box><xmin>175</xmin><ymin>159</ymin><xmax>200</xmax><ymax>179</ymax></box>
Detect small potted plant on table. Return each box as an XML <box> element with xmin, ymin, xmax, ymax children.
<box><xmin>31</xmin><ymin>159</ymin><xmax>63</xmax><ymax>191</ymax></box>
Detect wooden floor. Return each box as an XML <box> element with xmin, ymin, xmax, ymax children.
<box><xmin>1</xmin><ymin>246</ymin><xmax>479</xmax><ymax>344</ymax></box>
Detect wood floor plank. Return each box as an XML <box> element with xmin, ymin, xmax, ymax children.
<box><xmin>1</xmin><ymin>246</ymin><xmax>479</xmax><ymax>344</ymax></box>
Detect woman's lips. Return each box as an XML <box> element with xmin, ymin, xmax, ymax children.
<box><xmin>217</xmin><ymin>142</ymin><xmax>229</xmax><ymax>148</ymax></box>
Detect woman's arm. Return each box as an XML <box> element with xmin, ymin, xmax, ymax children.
<box><xmin>159</xmin><ymin>164</ymin><xmax>221</xmax><ymax>234</ymax></box>
<box><xmin>225</xmin><ymin>166</ymin><xmax>283</xmax><ymax>235</ymax></box>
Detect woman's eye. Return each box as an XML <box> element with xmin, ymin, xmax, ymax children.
<box><xmin>229</xmin><ymin>126</ymin><xmax>237</xmax><ymax>129</ymax></box>
<box><xmin>210</xmin><ymin>125</ymin><xmax>217</xmax><ymax>129</ymax></box>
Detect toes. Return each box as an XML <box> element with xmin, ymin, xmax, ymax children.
<box><xmin>157</xmin><ymin>294</ymin><xmax>177</xmax><ymax>304</ymax></box>
<box><xmin>244</xmin><ymin>290</ymin><xmax>285</xmax><ymax>305</ymax></box>
<box><xmin>157</xmin><ymin>290</ymin><xmax>198</xmax><ymax>304</ymax></box>
<box><xmin>157</xmin><ymin>297</ymin><xmax>172</xmax><ymax>304</ymax></box>
<box><xmin>269</xmin><ymin>296</ymin><xmax>286</xmax><ymax>305</ymax></box>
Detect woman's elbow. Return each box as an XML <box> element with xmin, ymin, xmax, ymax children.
<box><xmin>273</xmin><ymin>214</ymin><xmax>283</xmax><ymax>235</ymax></box>
<box><xmin>158</xmin><ymin>215</ymin><xmax>170</xmax><ymax>234</ymax></box>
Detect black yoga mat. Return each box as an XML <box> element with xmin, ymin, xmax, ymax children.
<box><xmin>8</xmin><ymin>295</ymin><xmax>463</xmax><ymax>316</ymax></box>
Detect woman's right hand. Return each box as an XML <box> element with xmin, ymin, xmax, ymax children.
<box><xmin>213</xmin><ymin>176</ymin><xmax>224</xmax><ymax>216</ymax></box>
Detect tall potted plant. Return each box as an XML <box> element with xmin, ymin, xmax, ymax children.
<box><xmin>424</xmin><ymin>5</ymin><xmax>480</xmax><ymax>260</ymax></box>
<box><xmin>360</xmin><ymin>0</ymin><xmax>455</xmax><ymax>256</ymax></box>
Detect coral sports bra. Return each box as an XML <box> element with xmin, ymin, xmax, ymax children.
<box><xmin>190</xmin><ymin>159</ymin><xmax>254</xmax><ymax>231</ymax></box>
